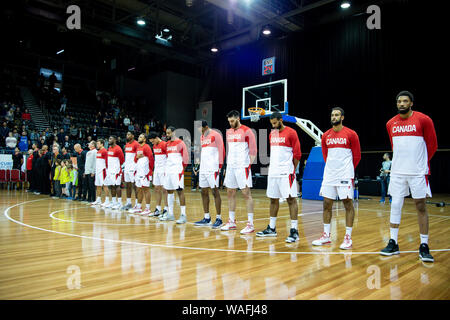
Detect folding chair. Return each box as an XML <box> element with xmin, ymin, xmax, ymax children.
<box><xmin>0</xmin><ymin>169</ymin><xmax>8</xmax><ymax>189</ymax></box>
<box><xmin>9</xmin><ymin>169</ymin><xmax>21</xmax><ymax>190</ymax></box>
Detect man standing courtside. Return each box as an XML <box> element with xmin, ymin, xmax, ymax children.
<box><xmin>122</xmin><ymin>132</ymin><xmax>140</xmax><ymax>211</ymax></box>
<box><xmin>160</xmin><ymin>126</ymin><xmax>189</xmax><ymax>224</ymax></box>
<box><xmin>256</xmin><ymin>112</ymin><xmax>302</xmax><ymax>242</ymax></box>
<box><xmin>221</xmin><ymin>110</ymin><xmax>257</xmax><ymax>234</ymax></box>
<box><xmin>91</xmin><ymin>139</ymin><xmax>110</xmax><ymax>206</ymax></box>
<box><xmin>380</xmin><ymin>91</ymin><xmax>437</xmax><ymax>262</ymax></box>
<box><xmin>84</xmin><ymin>141</ymin><xmax>97</xmax><ymax>203</ymax></box>
<box><xmin>148</xmin><ymin>132</ymin><xmax>169</xmax><ymax>217</ymax></box>
<box><xmin>102</xmin><ymin>136</ymin><xmax>124</xmax><ymax>210</ymax></box>
<box><xmin>194</xmin><ymin>121</ymin><xmax>225</xmax><ymax>229</ymax></box>
<box><xmin>312</xmin><ymin>107</ymin><xmax>361</xmax><ymax>250</ymax></box>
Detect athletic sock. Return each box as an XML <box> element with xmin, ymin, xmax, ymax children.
<box><xmin>126</xmin><ymin>198</ymin><xmax>131</xmax><ymax>204</ymax></box>
<box><xmin>156</xmin><ymin>205</ymin><xmax>161</xmax><ymax>212</ymax></box>
<box><xmin>104</xmin><ymin>196</ymin><xmax>109</xmax><ymax>203</ymax></box>
<box><xmin>168</xmin><ymin>194</ymin><xmax>174</xmax><ymax>216</ymax></box>
<box><xmin>180</xmin><ymin>206</ymin><xmax>186</xmax><ymax>216</ymax></box>
<box><xmin>136</xmin><ymin>203</ymin><xmax>141</xmax><ymax>209</ymax></box>
<box><xmin>345</xmin><ymin>227</ymin><xmax>352</xmax><ymax>237</ymax></box>
<box><xmin>164</xmin><ymin>206</ymin><xmax>169</xmax><ymax>212</ymax></box>
<box><xmin>324</xmin><ymin>224</ymin><xmax>331</xmax><ymax>237</ymax></box>
<box><xmin>111</xmin><ymin>197</ymin><xmax>116</xmax><ymax>204</ymax></box>
<box><xmin>135</xmin><ymin>198</ymin><xmax>139</xmax><ymax>206</ymax></box>
<box><xmin>146</xmin><ymin>204</ymin><xmax>150</xmax><ymax>210</ymax></box>
<box><xmin>229</xmin><ymin>211</ymin><xmax>235</xmax><ymax>222</ymax></box>
<box><xmin>420</xmin><ymin>234</ymin><xmax>429</xmax><ymax>245</ymax></box>
<box><xmin>269</xmin><ymin>217</ymin><xmax>277</xmax><ymax>229</ymax></box>
<box><xmin>96</xmin><ymin>196</ymin><xmax>101</xmax><ymax>202</ymax></box>
<box><xmin>291</xmin><ymin>220</ymin><xmax>298</xmax><ymax>230</ymax></box>
<box><xmin>216</xmin><ymin>214</ymin><xmax>222</xmax><ymax>220</ymax></box>
<box><xmin>390</xmin><ymin>227</ymin><xmax>399</xmax><ymax>243</ymax></box>
<box><xmin>204</xmin><ymin>212</ymin><xmax>210</xmax><ymax>219</ymax></box>
<box><xmin>248</xmin><ymin>213</ymin><xmax>254</xmax><ymax>225</ymax></box>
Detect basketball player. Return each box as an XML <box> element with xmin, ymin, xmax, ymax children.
<box><xmin>160</xmin><ymin>126</ymin><xmax>189</xmax><ymax>224</ymax></box>
<box><xmin>129</xmin><ymin>133</ymin><xmax>154</xmax><ymax>215</ymax></box>
<box><xmin>91</xmin><ymin>139</ymin><xmax>110</xmax><ymax>206</ymax></box>
<box><xmin>148</xmin><ymin>132</ymin><xmax>169</xmax><ymax>217</ymax></box>
<box><xmin>221</xmin><ymin>110</ymin><xmax>257</xmax><ymax>234</ymax></box>
<box><xmin>103</xmin><ymin>136</ymin><xmax>125</xmax><ymax>210</ymax></box>
<box><xmin>380</xmin><ymin>91</ymin><xmax>437</xmax><ymax>262</ymax></box>
<box><xmin>194</xmin><ymin>121</ymin><xmax>225</xmax><ymax>228</ymax></box>
<box><xmin>312</xmin><ymin>107</ymin><xmax>361</xmax><ymax>250</ymax></box>
<box><xmin>122</xmin><ymin>132</ymin><xmax>139</xmax><ymax>211</ymax></box>
<box><xmin>256</xmin><ymin>112</ymin><xmax>302</xmax><ymax>242</ymax></box>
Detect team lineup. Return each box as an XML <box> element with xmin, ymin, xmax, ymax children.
<box><xmin>88</xmin><ymin>90</ymin><xmax>438</xmax><ymax>262</ymax></box>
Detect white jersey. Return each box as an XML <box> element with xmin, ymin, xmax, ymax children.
<box><xmin>226</xmin><ymin>125</ymin><xmax>257</xmax><ymax>169</ymax></box>
<box><xmin>124</xmin><ymin>140</ymin><xmax>139</xmax><ymax>173</ymax></box>
<box><xmin>152</xmin><ymin>140</ymin><xmax>167</xmax><ymax>174</ymax></box>
<box><xmin>200</xmin><ymin>129</ymin><xmax>224</xmax><ymax>174</ymax></box>
<box><xmin>268</xmin><ymin>126</ymin><xmax>301</xmax><ymax>177</ymax></box>
<box><xmin>106</xmin><ymin>145</ymin><xmax>124</xmax><ymax>175</ymax></box>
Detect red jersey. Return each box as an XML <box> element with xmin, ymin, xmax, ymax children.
<box><xmin>124</xmin><ymin>140</ymin><xmax>140</xmax><ymax>171</ymax></box>
<box><xmin>27</xmin><ymin>154</ymin><xmax>33</xmax><ymax>170</ymax></box>
<box><xmin>226</xmin><ymin>124</ymin><xmax>257</xmax><ymax>169</ymax></box>
<box><xmin>96</xmin><ymin>147</ymin><xmax>108</xmax><ymax>172</ymax></box>
<box><xmin>135</xmin><ymin>143</ymin><xmax>154</xmax><ymax>178</ymax></box>
<box><xmin>268</xmin><ymin>126</ymin><xmax>301</xmax><ymax>177</ymax></box>
<box><xmin>166</xmin><ymin>139</ymin><xmax>189</xmax><ymax>174</ymax></box>
<box><xmin>107</xmin><ymin>145</ymin><xmax>124</xmax><ymax>174</ymax></box>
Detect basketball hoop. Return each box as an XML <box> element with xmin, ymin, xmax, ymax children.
<box><xmin>248</xmin><ymin>107</ymin><xmax>265</xmax><ymax>122</ymax></box>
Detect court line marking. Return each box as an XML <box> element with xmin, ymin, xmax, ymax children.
<box><xmin>4</xmin><ymin>199</ymin><xmax>450</xmax><ymax>256</ymax></box>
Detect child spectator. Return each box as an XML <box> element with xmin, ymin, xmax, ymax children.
<box><xmin>69</xmin><ymin>164</ymin><xmax>78</xmax><ymax>200</ymax></box>
<box><xmin>52</xmin><ymin>159</ymin><xmax>62</xmax><ymax>199</ymax></box>
<box><xmin>59</xmin><ymin>160</ymin><xmax>70</xmax><ymax>198</ymax></box>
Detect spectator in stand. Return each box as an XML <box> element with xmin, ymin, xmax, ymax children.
<box><xmin>70</xmin><ymin>125</ymin><xmax>78</xmax><ymax>140</ymax></box>
<box><xmin>91</xmin><ymin>125</ymin><xmax>98</xmax><ymax>140</ymax></box>
<box><xmin>87</xmin><ymin>136</ymin><xmax>92</xmax><ymax>145</ymax></box>
<box><xmin>94</xmin><ymin>112</ymin><xmax>102</xmax><ymax>127</ymax></box>
<box><xmin>60</xmin><ymin>94</ymin><xmax>68</xmax><ymax>113</ymax></box>
<box><xmin>63</xmin><ymin>115</ymin><xmax>70</xmax><ymax>132</ymax></box>
<box><xmin>5</xmin><ymin>108</ymin><xmax>14</xmax><ymax>122</ymax></box>
<box><xmin>128</xmin><ymin>122</ymin><xmax>134</xmax><ymax>132</ymax></box>
<box><xmin>5</xmin><ymin>132</ymin><xmax>17</xmax><ymax>153</ymax></box>
<box><xmin>61</xmin><ymin>147</ymin><xmax>71</xmax><ymax>159</ymax></box>
<box><xmin>144</xmin><ymin>122</ymin><xmax>150</xmax><ymax>135</ymax></box>
<box><xmin>134</xmin><ymin>122</ymin><xmax>140</xmax><ymax>132</ymax></box>
<box><xmin>30</xmin><ymin>129</ymin><xmax>39</xmax><ymax>145</ymax></box>
<box><xmin>57</xmin><ymin>128</ymin><xmax>65</xmax><ymax>144</ymax></box>
<box><xmin>21</xmin><ymin>108</ymin><xmax>31</xmax><ymax>121</ymax></box>
<box><xmin>18</xmin><ymin>131</ymin><xmax>29</xmax><ymax>152</ymax></box>
<box><xmin>0</xmin><ymin>122</ymin><xmax>10</xmax><ymax>147</ymax></box>
<box><xmin>63</xmin><ymin>135</ymin><xmax>71</xmax><ymax>150</ymax></box>
<box><xmin>123</xmin><ymin>115</ymin><xmax>130</xmax><ymax>127</ymax></box>
<box><xmin>78</xmin><ymin>128</ymin><xmax>86</xmax><ymax>141</ymax></box>
<box><xmin>150</xmin><ymin>118</ymin><xmax>156</xmax><ymax>129</ymax></box>
<box><xmin>38</xmin><ymin>137</ymin><xmax>44</xmax><ymax>148</ymax></box>
<box><xmin>12</xmin><ymin>129</ymin><xmax>19</xmax><ymax>140</ymax></box>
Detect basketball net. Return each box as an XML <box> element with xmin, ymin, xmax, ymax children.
<box><xmin>248</xmin><ymin>107</ymin><xmax>264</xmax><ymax>122</ymax></box>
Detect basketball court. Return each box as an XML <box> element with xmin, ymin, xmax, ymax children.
<box><xmin>1</xmin><ymin>189</ymin><xmax>449</xmax><ymax>299</ymax></box>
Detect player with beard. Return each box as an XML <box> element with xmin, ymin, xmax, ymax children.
<box><xmin>103</xmin><ymin>136</ymin><xmax>125</xmax><ymax>210</ymax></box>
<box><xmin>122</xmin><ymin>132</ymin><xmax>140</xmax><ymax>211</ymax></box>
<box><xmin>221</xmin><ymin>110</ymin><xmax>257</xmax><ymax>234</ymax></box>
<box><xmin>256</xmin><ymin>112</ymin><xmax>302</xmax><ymax>242</ymax></box>
<box><xmin>312</xmin><ymin>107</ymin><xmax>361</xmax><ymax>250</ymax></box>
<box><xmin>148</xmin><ymin>132</ymin><xmax>169</xmax><ymax>217</ymax></box>
<box><xmin>160</xmin><ymin>126</ymin><xmax>189</xmax><ymax>224</ymax></box>
<box><xmin>380</xmin><ymin>91</ymin><xmax>437</xmax><ymax>262</ymax></box>
<box><xmin>91</xmin><ymin>139</ymin><xmax>110</xmax><ymax>206</ymax></box>
<box><xmin>129</xmin><ymin>133</ymin><xmax>154</xmax><ymax>215</ymax></box>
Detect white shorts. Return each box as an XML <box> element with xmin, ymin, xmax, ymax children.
<box><xmin>95</xmin><ymin>169</ymin><xmax>107</xmax><ymax>187</ymax></box>
<box><xmin>135</xmin><ymin>175</ymin><xmax>151</xmax><ymax>188</ymax></box>
<box><xmin>104</xmin><ymin>172</ymin><xmax>122</xmax><ymax>186</ymax></box>
<box><xmin>163</xmin><ymin>173</ymin><xmax>184</xmax><ymax>190</ymax></box>
<box><xmin>388</xmin><ymin>175</ymin><xmax>432</xmax><ymax>199</ymax></box>
<box><xmin>153</xmin><ymin>172</ymin><xmax>165</xmax><ymax>186</ymax></box>
<box><xmin>224</xmin><ymin>166</ymin><xmax>252</xmax><ymax>189</ymax></box>
<box><xmin>199</xmin><ymin>172</ymin><xmax>220</xmax><ymax>189</ymax></box>
<box><xmin>320</xmin><ymin>180</ymin><xmax>354</xmax><ymax>200</ymax></box>
<box><xmin>124</xmin><ymin>171</ymin><xmax>136</xmax><ymax>183</ymax></box>
<box><xmin>266</xmin><ymin>175</ymin><xmax>298</xmax><ymax>199</ymax></box>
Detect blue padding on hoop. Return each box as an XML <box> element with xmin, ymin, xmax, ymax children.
<box><xmin>282</xmin><ymin>115</ymin><xmax>297</xmax><ymax>123</ymax></box>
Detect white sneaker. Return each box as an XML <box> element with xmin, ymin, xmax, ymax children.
<box><xmin>102</xmin><ymin>201</ymin><xmax>112</xmax><ymax>208</ymax></box>
<box><xmin>128</xmin><ymin>205</ymin><xmax>139</xmax><ymax>213</ymax></box>
<box><xmin>176</xmin><ymin>215</ymin><xmax>187</xmax><ymax>224</ymax></box>
<box><xmin>112</xmin><ymin>203</ymin><xmax>122</xmax><ymax>210</ymax></box>
<box><xmin>129</xmin><ymin>206</ymin><xmax>142</xmax><ymax>214</ymax></box>
<box><xmin>220</xmin><ymin>219</ymin><xmax>237</xmax><ymax>231</ymax></box>
<box><xmin>240</xmin><ymin>222</ymin><xmax>255</xmax><ymax>234</ymax></box>
<box><xmin>91</xmin><ymin>200</ymin><xmax>101</xmax><ymax>206</ymax></box>
<box><xmin>160</xmin><ymin>213</ymin><xmax>175</xmax><ymax>221</ymax></box>
<box><xmin>312</xmin><ymin>232</ymin><xmax>331</xmax><ymax>246</ymax></box>
<box><xmin>141</xmin><ymin>209</ymin><xmax>151</xmax><ymax>216</ymax></box>
<box><xmin>339</xmin><ymin>234</ymin><xmax>352</xmax><ymax>250</ymax></box>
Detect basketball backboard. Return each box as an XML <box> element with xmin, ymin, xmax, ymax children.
<box><xmin>241</xmin><ymin>79</ymin><xmax>288</xmax><ymax>120</ymax></box>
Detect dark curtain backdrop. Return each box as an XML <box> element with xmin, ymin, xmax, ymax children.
<box><xmin>209</xmin><ymin>0</ymin><xmax>449</xmax><ymax>193</ymax></box>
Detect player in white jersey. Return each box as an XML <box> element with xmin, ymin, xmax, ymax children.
<box><xmin>148</xmin><ymin>132</ymin><xmax>169</xmax><ymax>217</ymax></box>
<box><xmin>256</xmin><ymin>112</ymin><xmax>302</xmax><ymax>243</ymax></box>
<box><xmin>221</xmin><ymin>110</ymin><xmax>257</xmax><ymax>234</ymax></box>
<box><xmin>103</xmin><ymin>136</ymin><xmax>125</xmax><ymax>210</ymax></box>
<box><xmin>380</xmin><ymin>91</ymin><xmax>438</xmax><ymax>262</ymax></box>
<box><xmin>312</xmin><ymin>107</ymin><xmax>361</xmax><ymax>250</ymax></box>
<box><xmin>194</xmin><ymin>121</ymin><xmax>225</xmax><ymax>229</ymax></box>
<box><xmin>121</xmin><ymin>132</ymin><xmax>140</xmax><ymax>211</ymax></box>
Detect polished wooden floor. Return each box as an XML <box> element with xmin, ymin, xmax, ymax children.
<box><xmin>0</xmin><ymin>188</ymin><xmax>449</xmax><ymax>300</ymax></box>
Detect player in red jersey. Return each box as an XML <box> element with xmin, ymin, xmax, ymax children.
<box><xmin>129</xmin><ymin>133</ymin><xmax>154</xmax><ymax>215</ymax></box>
<box><xmin>380</xmin><ymin>91</ymin><xmax>438</xmax><ymax>262</ymax></box>
<box><xmin>160</xmin><ymin>126</ymin><xmax>189</xmax><ymax>224</ymax></box>
<box><xmin>148</xmin><ymin>132</ymin><xmax>169</xmax><ymax>217</ymax></box>
<box><xmin>221</xmin><ymin>110</ymin><xmax>257</xmax><ymax>234</ymax></box>
<box><xmin>103</xmin><ymin>136</ymin><xmax>125</xmax><ymax>210</ymax></box>
<box><xmin>256</xmin><ymin>112</ymin><xmax>302</xmax><ymax>242</ymax></box>
<box><xmin>312</xmin><ymin>107</ymin><xmax>361</xmax><ymax>250</ymax></box>
<box><xmin>122</xmin><ymin>132</ymin><xmax>140</xmax><ymax>211</ymax></box>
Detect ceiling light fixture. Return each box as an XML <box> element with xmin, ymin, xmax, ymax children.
<box><xmin>341</xmin><ymin>2</ymin><xmax>351</xmax><ymax>9</ymax></box>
